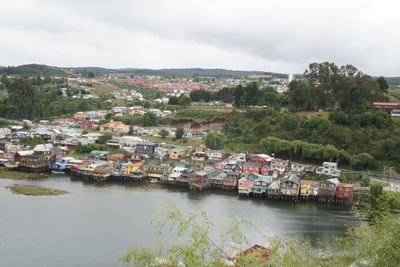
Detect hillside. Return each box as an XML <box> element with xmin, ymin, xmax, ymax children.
<box><xmin>0</xmin><ymin>64</ymin><xmax>68</xmax><ymax>77</ymax></box>
<box><xmin>1</xmin><ymin>64</ymin><xmax>288</xmax><ymax>78</ymax></box>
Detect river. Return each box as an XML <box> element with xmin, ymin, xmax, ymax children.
<box><xmin>0</xmin><ymin>176</ymin><xmax>358</xmax><ymax>267</ymax></box>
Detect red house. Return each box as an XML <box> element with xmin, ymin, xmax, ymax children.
<box><xmin>249</xmin><ymin>154</ymin><xmax>272</xmax><ymax>165</ymax></box>
<box><xmin>335</xmin><ymin>184</ymin><xmax>354</xmax><ymax>200</ymax></box>
<box><xmin>242</xmin><ymin>162</ymin><xmax>261</xmax><ymax>174</ymax></box>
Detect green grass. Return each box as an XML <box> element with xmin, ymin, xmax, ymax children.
<box><xmin>0</xmin><ymin>168</ymin><xmax>49</xmax><ymax>180</ymax></box>
<box><xmin>147</xmin><ymin>136</ymin><xmax>204</xmax><ymax>148</ymax></box>
<box><xmin>67</xmin><ymin>151</ymin><xmax>90</xmax><ymax>160</ymax></box>
<box><xmin>386</xmin><ymin>191</ymin><xmax>400</xmax><ymax>210</ymax></box>
<box><xmin>7</xmin><ymin>184</ymin><xmax>68</xmax><ymax>196</ymax></box>
<box><xmin>388</xmin><ymin>87</ymin><xmax>400</xmax><ymax>102</ymax></box>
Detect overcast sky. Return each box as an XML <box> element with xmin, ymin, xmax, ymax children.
<box><xmin>0</xmin><ymin>0</ymin><xmax>399</xmax><ymax>75</ymax></box>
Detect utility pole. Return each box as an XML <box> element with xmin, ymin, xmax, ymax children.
<box><xmin>388</xmin><ymin>167</ymin><xmax>393</xmax><ymax>191</ymax></box>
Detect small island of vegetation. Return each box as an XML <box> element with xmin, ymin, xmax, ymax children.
<box><xmin>6</xmin><ymin>184</ymin><xmax>69</xmax><ymax>196</ymax></box>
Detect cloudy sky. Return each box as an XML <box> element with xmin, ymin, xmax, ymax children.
<box><xmin>0</xmin><ymin>0</ymin><xmax>399</xmax><ymax>75</ymax></box>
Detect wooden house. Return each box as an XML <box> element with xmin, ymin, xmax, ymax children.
<box><xmin>155</xmin><ymin>147</ymin><xmax>169</xmax><ymax>159</ymax></box>
<box><xmin>252</xmin><ymin>174</ymin><xmax>273</xmax><ymax>196</ymax></box>
<box><xmin>188</xmin><ymin>168</ymin><xmax>215</xmax><ymax>191</ymax></box>
<box><xmin>89</xmin><ymin>150</ymin><xmax>109</xmax><ymax>160</ymax></box>
<box><xmin>316</xmin><ymin>162</ymin><xmax>341</xmax><ymax>178</ymax></box>
<box><xmin>249</xmin><ymin>154</ymin><xmax>272</xmax><ymax>165</ymax></box>
<box><xmin>222</xmin><ymin>171</ymin><xmax>240</xmax><ymax>190</ymax></box>
<box><xmin>169</xmin><ymin>147</ymin><xmax>186</xmax><ymax>160</ymax></box>
<box><xmin>267</xmin><ymin>180</ymin><xmax>281</xmax><ymax>197</ymax></box>
<box><xmin>93</xmin><ymin>162</ymin><xmax>115</xmax><ymax>182</ymax></box>
<box><xmin>18</xmin><ymin>151</ymin><xmax>50</xmax><ymax>172</ymax></box>
<box><xmin>168</xmin><ymin>163</ymin><xmax>189</xmax><ymax>185</ymax></box>
<box><xmin>211</xmin><ymin>172</ymin><xmax>226</xmax><ymax>188</ymax></box>
<box><xmin>318</xmin><ymin>178</ymin><xmax>340</xmax><ymax>202</ymax></box>
<box><xmin>143</xmin><ymin>162</ymin><xmax>171</xmax><ymax>181</ymax></box>
<box><xmin>214</xmin><ymin>161</ymin><xmax>227</xmax><ymax>171</ymax></box>
<box><xmin>123</xmin><ymin>162</ymin><xmax>144</xmax><ymax>175</ymax></box>
<box><xmin>279</xmin><ymin>174</ymin><xmax>300</xmax><ymax>199</ymax></box>
<box><xmin>238</xmin><ymin>177</ymin><xmax>253</xmax><ymax>196</ymax></box>
<box><xmin>100</xmin><ymin>120</ymin><xmax>129</xmax><ymax>133</ymax></box>
<box><xmin>0</xmin><ymin>140</ymin><xmax>12</xmax><ymax>152</ymax></box>
<box><xmin>136</xmin><ymin>141</ymin><xmax>157</xmax><ymax>154</ymax></box>
<box><xmin>335</xmin><ymin>184</ymin><xmax>354</xmax><ymax>203</ymax></box>
<box><xmin>300</xmin><ymin>180</ymin><xmax>313</xmax><ymax>199</ymax></box>
<box><xmin>227</xmin><ymin>153</ymin><xmax>247</xmax><ymax>164</ymax></box>
<box><xmin>106</xmin><ymin>137</ymin><xmax>121</xmax><ymax>149</ymax></box>
<box><xmin>206</xmin><ymin>150</ymin><xmax>224</xmax><ymax>161</ymax></box>
<box><xmin>191</xmin><ymin>145</ymin><xmax>207</xmax><ymax>161</ymax></box>
<box><xmin>242</xmin><ymin>162</ymin><xmax>261</xmax><ymax>174</ymax></box>
<box><xmin>107</xmin><ymin>153</ymin><xmax>125</xmax><ymax>162</ymax></box>
<box><xmin>270</xmin><ymin>158</ymin><xmax>288</xmax><ymax>170</ymax></box>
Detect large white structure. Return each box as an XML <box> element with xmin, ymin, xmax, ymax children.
<box><xmin>316</xmin><ymin>162</ymin><xmax>341</xmax><ymax>178</ymax></box>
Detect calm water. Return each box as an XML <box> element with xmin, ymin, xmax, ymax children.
<box><xmin>0</xmin><ymin>176</ymin><xmax>357</xmax><ymax>267</ymax></box>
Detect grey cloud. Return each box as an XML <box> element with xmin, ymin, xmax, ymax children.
<box><xmin>0</xmin><ymin>0</ymin><xmax>399</xmax><ymax>75</ymax></box>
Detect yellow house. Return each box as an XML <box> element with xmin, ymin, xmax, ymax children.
<box><xmin>169</xmin><ymin>148</ymin><xmax>186</xmax><ymax>160</ymax></box>
<box><xmin>124</xmin><ymin>162</ymin><xmax>143</xmax><ymax>175</ymax></box>
<box><xmin>300</xmin><ymin>180</ymin><xmax>313</xmax><ymax>197</ymax></box>
<box><xmin>191</xmin><ymin>145</ymin><xmax>207</xmax><ymax>161</ymax></box>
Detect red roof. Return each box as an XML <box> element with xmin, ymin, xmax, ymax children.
<box><xmin>373</xmin><ymin>102</ymin><xmax>400</xmax><ymax>106</ymax></box>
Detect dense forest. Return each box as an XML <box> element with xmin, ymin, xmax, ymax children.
<box><xmin>0</xmin><ymin>75</ymin><xmax>111</xmax><ymax>119</ymax></box>
<box><xmin>216</xmin><ymin>63</ymin><xmax>398</xmax><ymax>171</ymax></box>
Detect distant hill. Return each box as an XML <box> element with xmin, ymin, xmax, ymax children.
<box><xmin>385</xmin><ymin>77</ymin><xmax>400</xmax><ymax>86</ymax></box>
<box><xmin>0</xmin><ymin>64</ymin><xmax>67</xmax><ymax>77</ymax></box>
<box><xmin>72</xmin><ymin>67</ymin><xmax>289</xmax><ymax>78</ymax></box>
<box><xmin>1</xmin><ymin>64</ymin><xmax>288</xmax><ymax>78</ymax></box>
<box><xmin>3</xmin><ymin>64</ymin><xmax>398</xmax><ymax>82</ymax></box>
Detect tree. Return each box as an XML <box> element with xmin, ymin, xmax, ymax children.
<box><xmin>20</xmin><ymin>136</ymin><xmax>44</xmax><ymax>147</ymax></box>
<box><xmin>178</xmin><ymin>95</ymin><xmax>191</xmax><ymax>106</ymax></box>
<box><xmin>121</xmin><ymin>204</ymin><xmax>268</xmax><ymax>267</ymax></box>
<box><xmin>175</xmin><ymin>127</ymin><xmax>184</xmax><ymax>139</ymax></box>
<box><xmin>159</xmin><ymin>129</ymin><xmax>169</xmax><ymax>138</ymax></box>
<box><xmin>168</xmin><ymin>96</ymin><xmax>179</xmax><ymax>105</ymax></box>
<box><xmin>98</xmin><ymin>133</ymin><xmax>112</xmax><ymax>144</ymax></box>
<box><xmin>121</xmin><ymin>203</ymin><xmax>400</xmax><ymax>267</ymax></box>
<box><xmin>190</xmin><ymin>89</ymin><xmax>211</xmax><ymax>102</ymax></box>
<box><xmin>143</xmin><ymin>112</ymin><xmax>157</xmax><ymax>127</ymax></box>
<box><xmin>204</xmin><ymin>132</ymin><xmax>225</xmax><ymax>150</ymax></box>
<box><xmin>376</xmin><ymin>76</ymin><xmax>389</xmax><ymax>93</ymax></box>
<box><xmin>88</xmin><ymin>71</ymin><xmax>95</xmax><ymax>78</ymax></box>
<box><xmin>104</xmin><ymin>113</ymin><xmax>113</xmax><ymax>120</ymax></box>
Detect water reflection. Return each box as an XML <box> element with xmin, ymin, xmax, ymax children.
<box><xmin>0</xmin><ymin>176</ymin><xmax>357</xmax><ymax>267</ymax></box>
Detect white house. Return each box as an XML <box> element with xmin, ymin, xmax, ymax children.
<box><xmin>118</xmin><ymin>136</ymin><xmax>144</xmax><ymax>148</ymax></box>
<box><xmin>168</xmin><ymin>165</ymin><xmax>188</xmax><ymax>181</ymax></box>
<box><xmin>316</xmin><ymin>162</ymin><xmax>341</xmax><ymax>178</ymax></box>
<box><xmin>206</xmin><ymin>150</ymin><xmax>224</xmax><ymax>161</ymax></box>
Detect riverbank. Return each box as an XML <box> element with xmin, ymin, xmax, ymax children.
<box><xmin>6</xmin><ymin>184</ymin><xmax>69</xmax><ymax>196</ymax></box>
<box><xmin>0</xmin><ymin>168</ymin><xmax>49</xmax><ymax>180</ymax></box>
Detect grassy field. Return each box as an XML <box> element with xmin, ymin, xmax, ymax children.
<box><xmin>7</xmin><ymin>184</ymin><xmax>68</xmax><ymax>196</ymax></box>
<box><xmin>0</xmin><ymin>168</ymin><xmax>49</xmax><ymax>180</ymax></box>
<box><xmin>147</xmin><ymin>136</ymin><xmax>204</xmax><ymax>148</ymax></box>
<box><xmin>388</xmin><ymin>87</ymin><xmax>400</xmax><ymax>102</ymax></box>
<box><xmin>92</xmin><ymin>83</ymin><xmax>121</xmax><ymax>96</ymax></box>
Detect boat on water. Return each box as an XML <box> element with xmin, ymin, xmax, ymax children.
<box><xmin>150</xmin><ymin>178</ymin><xmax>158</xmax><ymax>184</ymax></box>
